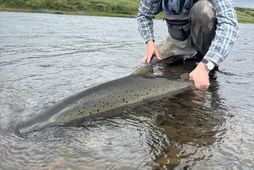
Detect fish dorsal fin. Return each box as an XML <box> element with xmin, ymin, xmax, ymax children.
<box><xmin>131</xmin><ymin>65</ymin><xmax>155</xmax><ymax>78</ymax></box>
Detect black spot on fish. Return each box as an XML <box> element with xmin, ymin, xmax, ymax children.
<box><xmin>97</xmin><ymin>109</ymin><xmax>99</xmax><ymax>112</ymax></box>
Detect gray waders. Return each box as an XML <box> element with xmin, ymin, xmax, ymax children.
<box><xmin>157</xmin><ymin>0</ymin><xmax>216</xmax><ymax>61</ymax></box>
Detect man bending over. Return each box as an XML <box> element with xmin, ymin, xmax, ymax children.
<box><xmin>137</xmin><ymin>0</ymin><xmax>239</xmax><ymax>90</ymax></box>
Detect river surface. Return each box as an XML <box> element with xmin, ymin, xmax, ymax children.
<box><xmin>0</xmin><ymin>11</ymin><xmax>253</xmax><ymax>169</ymax></box>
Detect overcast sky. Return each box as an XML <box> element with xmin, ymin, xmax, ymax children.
<box><xmin>233</xmin><ymin>0</ymin><xmax>254</xmax><ymax>8</ymax></box>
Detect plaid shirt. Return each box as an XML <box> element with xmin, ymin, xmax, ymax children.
<box><xmin>137</xmin><ymin>0</ymin><xmax>239</xmax><ymax>65</ymax></box>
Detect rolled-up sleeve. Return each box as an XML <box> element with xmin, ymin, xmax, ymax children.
<box><xmin>204</xmin><ymin>0</ymin><xmax>239</xmax><ymax>65</ymax></box>
<box><xmin>137</xmin><ymin>0</ymin><xmax>162</xmax><ymax>43</ymax></box>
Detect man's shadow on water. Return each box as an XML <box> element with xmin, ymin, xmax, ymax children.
<box><xmin>122</xmin><ymin>58</ymin><xmax>229</xmax><ymax>169</ymax></box>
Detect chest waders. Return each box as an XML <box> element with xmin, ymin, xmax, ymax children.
<box><xmin>157</xmin><ymin>0</ymin><xmax>216</xmax><ymax>61</ymax></box>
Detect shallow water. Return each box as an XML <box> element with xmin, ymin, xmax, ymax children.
<box><xmin>0</xmin><ymin>12</ymin><xmax>254</xmax><ymax>169</ymax></box>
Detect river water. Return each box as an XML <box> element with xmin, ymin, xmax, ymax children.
<box><xmin>0</xmin><ymin>11</ymin><xmax>253</xmax><ymax>169</ymax></box>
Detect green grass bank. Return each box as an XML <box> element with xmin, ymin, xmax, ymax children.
<box><xmin>0</xmin><ymin>0</ymin><xmax>253</xmax><ymax>23</ymax></box>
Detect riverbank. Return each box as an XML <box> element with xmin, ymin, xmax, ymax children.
<box><xmin>0</xmin><ymin>2</ymin><xmax>253</xmax><ymax>23</ymax></box>
<box><xmin>0</xmin><ymin>0</ymin><xmax>139</xmax><ymax>18</ymax></box>
<box><xmin>235</xmin><ymin>7</ymin><xmax>254</xmax><ymax>23</ymax></box>
<box><xmin>0</xmin><ymin>7</ymin><xmax>136</xmax><ymax>18</ymax></box>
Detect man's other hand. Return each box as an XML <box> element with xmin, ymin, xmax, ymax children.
<box><xmin>144</xmin><ymin>40</ymin><xmax>161</xmax><ymax>63</ymax></box>
<box><xmin>189</xmin><ymin>63</ymin><xmax>210</xmax><ymax>90</ymax></box>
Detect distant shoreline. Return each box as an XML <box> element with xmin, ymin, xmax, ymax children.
<box><xmin>0</xmin><ymin>7</ymin><xmax>253</xmax><ymax>24</ymax></box>
<box><xmin>0</xmin><ymin>8</ymin><xmax>136</xmax><ymax>18</ymax></box>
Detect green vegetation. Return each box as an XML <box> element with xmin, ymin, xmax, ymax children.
<box><xmin>0</xmin><ymin>0</ymin><xmax>253</xmax><ymax>23</ymax></box>
<box><xmin>235</xmin><ymin>7</ymin><xmax>254</xmax><ymax>23</ymax></box>
<box><xmin>0</xmin><ymin>0</ymin><xmax>140</xmax><ymax>17</ymax></box>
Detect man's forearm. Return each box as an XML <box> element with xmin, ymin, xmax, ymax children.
<box><xmin>204</xmin><ymin>0</ymin><xmax>239</xmax><ymax>65</ymax></box>
<box><xmin>137</xmin><ymin>0</ymin><xmax>162</xmax><ymax>43</ymax></box>
<box><xmin>137</xmin><ymin>14</ymin><xmax>155</xmax><ymax>43</ymax></box>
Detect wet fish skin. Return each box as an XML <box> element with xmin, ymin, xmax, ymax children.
<box><xmin>14</xmin><ymin>67</ymin><xmax>192</xmax><ymax>135</ymax></box>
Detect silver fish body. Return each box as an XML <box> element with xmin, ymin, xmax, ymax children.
<box><xmin>14</xmin><ymin>66</ymin><xmax>192</xmax><ymax>134</ymax></box>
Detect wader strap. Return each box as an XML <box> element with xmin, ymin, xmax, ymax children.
<box><xmin>164</xmin><ymin>15</ymin><xmax>190</xmax><ymax>41</ymax></box>
<box><xmin>163</xmin><ymin>0</ymin><xmax>200</xmax><ymax>41</ymax></box>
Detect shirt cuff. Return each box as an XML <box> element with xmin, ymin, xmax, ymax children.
<box><xmin>203</xmin><ymin>51</ymin><xmax>222</xmax><ymax>66</ymax></box>
<box><xmin>143</xmin><ymin>35</ymin><xmax>154</xmax><ymax>44</ymax></box>
<box><xmin>145</xmin><ymin>39</ymin><xmax>155</xmax><ymax>44</ymax></box>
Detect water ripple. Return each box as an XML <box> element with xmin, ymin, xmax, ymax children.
<box><xmin>0</xmin><ymin>12</ymin><xmax>253</xmax><ymax>169</ymax></box>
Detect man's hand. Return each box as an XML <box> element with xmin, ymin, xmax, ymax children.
<box><xmin>144</xmin><ymin>40</ymin><xmax>161</xmax><ymax>63</ymax></box>
<box><xmin>189</xmin><ymin>62</ymin><xmax>210</xmax><ymax>90</ymax></box>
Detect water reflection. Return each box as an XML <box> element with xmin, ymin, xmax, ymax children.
<box><xmin>154</xmin><ymin>89</ymin><xmax>227</xmax><ymax>169</ymax></box>
<box><xmin>132</xmin><ymin>61</ymin><xmax>228</xmax><ymax>169</ymax></box>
